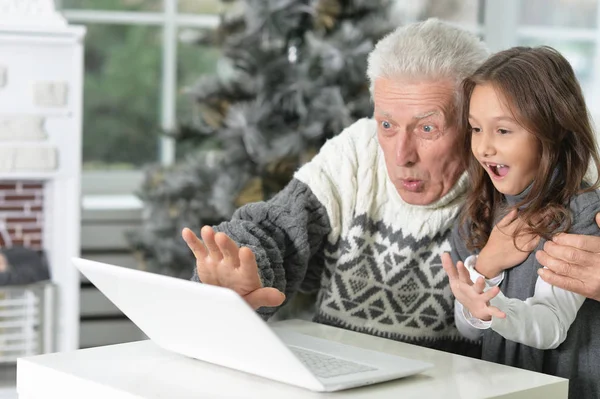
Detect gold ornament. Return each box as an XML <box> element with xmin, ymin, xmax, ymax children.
<box><xmin>199</xmin><ymin>99</ymin><xmax>231</xmax><ymax>128</ymax></box>
<box><xmin>235</xmin><ymin>177</ymin><xmax>264</xmax><ymax>207</ymax></box>
<box><xmin>314</xmin><ymin>0</ymin><xmax>342</xmax><ymax>31</ymax></box>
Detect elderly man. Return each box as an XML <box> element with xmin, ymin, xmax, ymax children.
<box><xmin>181</xmin><ymin>18</ymin><xmax>600</xmax><ymax>357</ymax></box>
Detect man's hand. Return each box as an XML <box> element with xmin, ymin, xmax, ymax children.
<box><xmin>182</xmin><ymin>226</ymin><xmax>286</xmax><ymax>309</ymax></box>
<box><xmin>442</xmin><ymin>253</ymin><xmax>506</xmax><ymax>321</ymax></box>
<box><xmin>536</xmin><ymin>213</ymin><xmax>600</xmax><ymax>302</ymax></box>
<box><xmin>477</xmin><ymin>209</ymin><xmax>540</xmax><ymax>278</ymax></box>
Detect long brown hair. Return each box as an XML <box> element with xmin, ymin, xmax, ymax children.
<box><xmin>460</xmin><ymin>46</ymin><xmax>600</xmax><ymax>251</ymax></box>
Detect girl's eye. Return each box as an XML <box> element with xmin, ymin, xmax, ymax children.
<box><xmin>470</xmin><ymin>127</ymin><xmax>481</xmax><ymax>133</ymax></box>
<box><xmin>498</xmin><ymin>129</ymin><xmax>510</xmax><ymax>135</ymax></box>
<box><xmin>381</xmin><ymin>121</ymin><xmax>391</xmax><ymax>129</ymax></box>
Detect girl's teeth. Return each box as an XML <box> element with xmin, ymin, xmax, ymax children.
<box><xmin>487</xmin><ymin>163</ymin><xmax>509</xmax><ymax>177</ymax></box>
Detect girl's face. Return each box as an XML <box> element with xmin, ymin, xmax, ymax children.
<box><xmin>468</xmin><ymin>84</ymin><xmax>541</xmax><ymax>196</ymax></box>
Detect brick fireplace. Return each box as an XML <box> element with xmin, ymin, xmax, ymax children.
<box><xmin>0</xmin><ymin>181</ymin><xmax>44</xmax><ymax>249</ymax></box>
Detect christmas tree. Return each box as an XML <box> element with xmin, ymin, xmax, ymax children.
<box><xmin>129</xmin><ymin>0</ymin><xmax>452</xmax><ymax>277</ymax></box>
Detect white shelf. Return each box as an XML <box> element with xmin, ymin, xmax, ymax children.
<box><xmin>0</xmin><ymin>25</ymin><xmax>85</xmax><ymax>43</ymax></box>
<box><xmin>0</xmin><ymin>173</ymin><xmax>57</xmax><ymax>180</ymax></box>
<box><xmin>0</xmin><ymin>110</ymin><xmax>73</xmax><ymax>118</ymax></box>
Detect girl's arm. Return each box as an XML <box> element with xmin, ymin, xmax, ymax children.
<box><xmin>473</xmin><ymin>210</ymin><xmax>540</xmax><ymax>279</ymax></box>
<box><xmin>451</xmin><ymin>255</ymin><xmax>504</xmax><ymax>340</ymax></box>
<box><xmin>454</xmin><ymin>300</ymin><xmax>484</xmax><ymax>341</ymax></box>
<box><xmin>485</xmin><ymin>275</ymin><xmax>585</xmax><ymax>349</ymax></box>
<box><xmin>450</xmin><ymin>224</ymin><xmax>498</xmax><ymax>341</ymax></box>
<box><xmin>465</xmin><ymin>199</ymin><xmax>600</xmax><ymax>349</ymax></box>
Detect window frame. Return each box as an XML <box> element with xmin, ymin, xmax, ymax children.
<box><xmin>57</xmin><ymin>0</ymin><xmax>219</xmax><ymax>196</ymax></box>
<box><xmin>509</xmin><ymin>0</ymin><xmax>600</xmax><ymax>121</ymax></box>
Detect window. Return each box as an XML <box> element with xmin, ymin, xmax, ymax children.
<box><xmin>419</xmin><ymin>0</ymin><xmax>481</xmax><ymax>27</ymax></box>
<box><xmin>177</xmin><ymin>0</ymin><xmax>235</xmax><ymax>14</ymax></box>
<box><xmin>520</xmin><ymin>0</ymin><xmax>597</xmax><ymax>28</ymax></box>
<box><xmin>57</xmin><ymin>0</ymin><xmax>220</xmax><ymax>186</ymax></box>
<box><xmin>393</xmin><ymin>0</ymin><xmax>482</xmax><ymax>32</ymax></box>
<box><xmin>81</xmin><ymin>23</ymin><xmax>162</xmax><ymax>170</ymax></box>
<box><xmin>515</xmin><ymin>0</ymin><xmax>600</xmax><ymax>113</ymax></box>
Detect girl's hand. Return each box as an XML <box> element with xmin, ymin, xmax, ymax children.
<box><xmin>477</xmin><ymin>209</ymin><xmax>540</xmax><ymax>278</ymax></box>
<box><xmin>442</xmin><ymin>253</ymin><xmax>506</xmax><ymax>321</ymax></box>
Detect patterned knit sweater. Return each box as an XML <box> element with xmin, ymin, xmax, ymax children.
<box><xmin>192</xmin><ymin>118</ymin><xmax>479</xmax><ymax>357</ymax></box>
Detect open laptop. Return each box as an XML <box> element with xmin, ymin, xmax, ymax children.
<box><xmin>73</xmin><ymin>257</ymin><xmax>433</xmax><ymax>392</ymax></box>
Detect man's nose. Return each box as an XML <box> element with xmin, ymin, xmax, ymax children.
<box><xmin>395</xmin><ymin>130</ymin><xmax>418</xmax><ymax>167</ymax></box>
<box><xmin>475</xmin><ymin>132</ymin><xmax>496</xmax><ymax>158</ymax></box>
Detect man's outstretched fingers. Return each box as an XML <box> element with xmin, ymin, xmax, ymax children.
<box><xmin>537</xmin><ymin>267</ymin><xmax>585</xmax><ymax>294</ymax></box>
<box><xmin>244</xmin><ymin>287</ymin><xmax>286</xmax><ymax>310</ymax></box>
<box><xmin>239</xmin><ymin>247</ymin><xmax>259</xmax><ymax>278</ymax></box>
<box><xmin>215</xmin><ymin>232</ymin><xmax>240</xmax><ymax>268</ymax></box>
<box><xmin>551</xmin><ymin>232</ymin><xmax>600</xmax><ymax>254</ymax></box>
<box><xmin>535</xmin><ymin>248</ymin><xmax>576</xmax><ymax>275</ymax></box>
<box><xmin>182</xmin><ymin>228</ymin><xmax>207</xmax><ymax>259</ymax></box>
<box><xmin>201</xmin><ymin>226</ymin><xmax>223</xmax><ymax>261</ymax></box>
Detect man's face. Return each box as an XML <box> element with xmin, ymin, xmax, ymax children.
<box><xmin>373</xmin><ymin>78</ymin><xmax>464</xmax><ymax>205</ymax></box>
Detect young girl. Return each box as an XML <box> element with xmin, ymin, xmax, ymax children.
<box><xmin>443</xmin><ymin>46</ymin><xmax>600</xmax><ymax>398</ymax></box>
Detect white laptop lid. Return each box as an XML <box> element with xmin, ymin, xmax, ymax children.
<box><xmin>73</xmin><ymin>257</ymin><xmax>322</xmax><ymax>391</ymax></box>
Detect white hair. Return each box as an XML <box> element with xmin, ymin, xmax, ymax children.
<box><xmin>367</xmin><ymin>18</ymin><xmax>489</xmax><ymax>94</ymax></box>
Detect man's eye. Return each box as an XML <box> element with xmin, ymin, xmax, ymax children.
<box><xmin>381</xmin><ymin>121</ymin><xmax>391</xmax><ymax>129</ymax></box>
<box><xmin>418</xmin><ymin>124</ymin><xmax>437</xmax><ymax>134</ymax></box>
<box><xmin>414</xmin><ymin>123</ymin><xmax>443</xmax><ymax>141</ymax></box>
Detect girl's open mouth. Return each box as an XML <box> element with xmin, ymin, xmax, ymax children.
<box><xmin>485</xmin><ymin>162</ymin><xmax>509</xmax><ymax>179</ymax></box>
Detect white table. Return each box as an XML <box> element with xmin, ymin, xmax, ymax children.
<box><xmin>16</xmin><ymin>319</ymin><xmax>567</xmax><ymax>399</ymax></box>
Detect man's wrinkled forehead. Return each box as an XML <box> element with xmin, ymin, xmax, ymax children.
<box><xmin>372</xmin><ymin>77</ymin><xmax>458</xmax><ymax>123</ymax></box>
<box><xmin>375</xmin><ymin>108</ymin><xmax>445</xmax><ymax>121</ymax></box>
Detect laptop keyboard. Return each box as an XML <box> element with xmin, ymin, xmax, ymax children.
<box><xmin>288</xmin><ymin>346</ymin><xmax>377</xmax><ymax>379</ymax></box>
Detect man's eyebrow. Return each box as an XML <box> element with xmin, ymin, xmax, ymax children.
<box><xmin>414</xmin><ymin>111</ymin><xmax>440</xmax><ymax>120</ymax></box>
<box><xmin>375</xmin><ymin>109</ymin><xmax>442</xmax><ymax>121</ymax></box>
<box><xmin>374</xmin><ymin>109</ymin><xmax>393</xmax><ymax>118</ymax></box>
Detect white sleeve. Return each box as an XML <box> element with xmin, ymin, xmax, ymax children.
<box><xmin>452</xmin><ymin>255</ymin><xmax>500</xmax><ymax>341</ymax></box>
<box><xmin>488</xmin><ymin>273</ymin><xmax>585</xmax><ymax>350</ymax></box>
<box><xmin>454</xmin><ymin>300</ymin><xmax>484</xmax><ymax>341</ymax></box>
<box><xmin>464</xmin><ymin>255</ymin><xmax>504</xmax><ymax>287</ymax></box>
